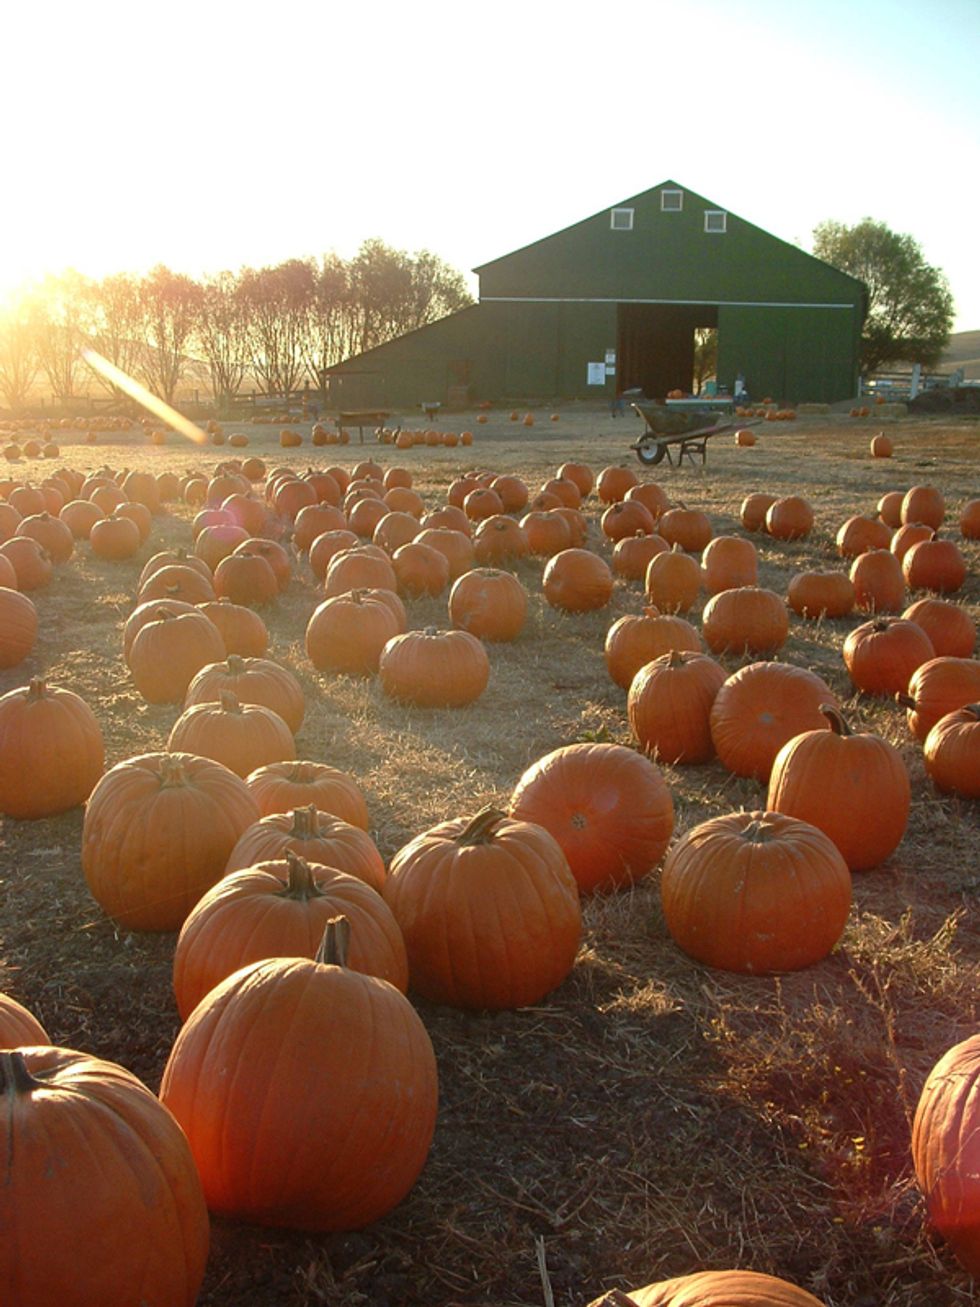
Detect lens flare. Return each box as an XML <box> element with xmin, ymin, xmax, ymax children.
<box><xmin>82</xmin><ymin>349</ymin><xmax>208</xmax><ymax>445</ymax></box>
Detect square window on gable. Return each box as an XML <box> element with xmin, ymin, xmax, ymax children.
<box><xmin>610</xmin><ymin>207</ymin><xmax>634</xmax><ymax>231</ymax></box>
<box><xmin>704</xmin><ymin>210</ymin><xmax>727</xmax><ymax>233</ymax></box>
<box><xmin>661</xmin><ymin>189</ymin><xmax>683</xmax><ymax>211</ymax></box>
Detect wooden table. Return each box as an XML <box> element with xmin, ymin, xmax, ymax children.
<box><xmin>336</xmin><ymin>410</ymin><xmax>392</xmax><ymax>444</ymax></box>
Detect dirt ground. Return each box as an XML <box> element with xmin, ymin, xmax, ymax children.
<box><xmin>1</xmin><ymin>404</ymin><xmax>978</xmax><ymax>1306</ymax></box>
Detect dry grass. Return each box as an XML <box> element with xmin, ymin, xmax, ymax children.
<box><xmin>1</xmin><ymin>406</ymin><xmax>979</xmax><ymax>1306</ymax></box>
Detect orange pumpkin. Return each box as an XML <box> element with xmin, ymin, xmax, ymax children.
<box><xmin>710</xmin><ymin>662</ymin><xmax>840</xmax><ymax>780</ymax></box>
<box><xmin>379</xmin><ymin>628</ymin><xmax>490</xmax><ymax>707</ymax></box>
<box><xmin>160</xmin><ymin>919</ymin><xmax>437</xmax><ymax>1230</ymax></box>
<box><xmin>913</xmin><ymin>1033</ymin><xmax>980</xmax><ymax>1274</ymax></box>
<box><xmin>661</xmin><ymin>810</ymin><xmax>851</xmax><ymax>974</ymax></box>
<box><xmin>82</xmin><ymin>751</ymin><xmax>261</xmax><ymax>931</ymax></box>
<box><xmin>901</xmin><ymin>597</ymin><xmax>976</xmax><ymax>658</ymax></box>
<box><xmin>0</xmin><ymin>679</ymin><xmax>104</xmax><ymax>819</ymax></box>
<box><xmin>628</xmin><ymin>649</ymin><xmax>727</xmax><ymax>764</ymax></box>
<box><xmin>449</xmin><ymin>568</ymin><xmax>527</xmax><ymax>642</ymax></box>
<box><xmin>172</xmin><ymin>854</ymin><xmax>408</xmax><ymax>1018</ymax></box>
<box><xmin>701</xmin><ymin>586</ymin><xmax>789</xmax><ymax>655</ymax></box>
<box><xmin>768</xmin><ymin>705</ymin><xmax>910</xmax><ymax>870</ymax></box>
<box><xmin>510</xmin><ymin>742</ymin><xmax>674</xmax><ymax>894</ymax></box>
<box><xmin>0</xmin><ymin>1047</ymin><xmax>209</xmax><ymax>1305</ymax></box>
<box><xmin>167</xmin><ymin>691</ymin><xmax>295</xmax><ymax>778</ymax></box>
<box><xmin>542</xmin><ymin>548</ymin><xmax>614</xmax><ymax>613</ymax></box>
<box><xmin>384</xmin><ymin>808</ymin><xmax>581</xmax><ymax>1007</ymax></box>
<box><xmin>245</xmin><ymin>760</ymin><xmax>368</xmax><ymax>828</ymax></box>
<box><xmin>604</xmin><ymin>610</ymin><xmax>701</xmax><ymax>689</ymax></box>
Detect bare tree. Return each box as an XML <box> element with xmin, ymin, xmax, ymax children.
<box><xmin>0</xmin><ymin>301</ymin><xmax>40</xmax><ymax>412</ymax></box>
<box><xmin>195</xmin><ymin>271</ymin><xmax>251</xmax><ymax>412</ymax></box>
<box><xmin>84</xmin><ymin>273</ymin><xmax>144</xmax><ymax>400</ymax></box>
<box><xmin>302</xmin><ymin>254</ymin><xmax>356</xmax><ymax>397</ymax></box>
<box><xmin>240</xmin><ymin>260</ymin><xmax>314</xmax><ymax>399</ymax></box>
<box><xmin>136</xmin><ymin>266</ymin><xmax>203</xmax><ymax>404</ymax></box>
<box><xmin>30</xmin><ymin>271</ymin><xmax>93</xmax><ymax>405</ymax></box>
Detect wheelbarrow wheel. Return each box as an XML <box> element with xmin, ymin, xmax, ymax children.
<box><xmin>635</xmin><ymin>438</ymin><xmax>666</xmax><ymax>466</ymax></box>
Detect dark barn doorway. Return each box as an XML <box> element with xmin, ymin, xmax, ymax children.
<box><xmin>617</xmin><ymin>304</ymin><xmax>719</xmax><ymax>399</ymax></box>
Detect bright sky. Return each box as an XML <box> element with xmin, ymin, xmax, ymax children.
<box><xmin>3</xmin><ymin>0</ymin><xmax>978</xmax><ymax>330</ymax></box>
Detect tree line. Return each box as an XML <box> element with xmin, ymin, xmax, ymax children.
<box><xmin>0</xmin><ymin>240</ymin><xmax>473</xmax><ymax>413</ymax></box>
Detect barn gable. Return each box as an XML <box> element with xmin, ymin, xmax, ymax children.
<box><xmin>326</xmin><ymin>181</ymin><xmax>865</xmax><ymax>408</ymax></box>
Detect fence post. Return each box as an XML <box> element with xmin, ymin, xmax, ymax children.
<box><xmin>910</xmin><ymin>363</ymin><xmax>922</xmax><ymax>400</ymax></box>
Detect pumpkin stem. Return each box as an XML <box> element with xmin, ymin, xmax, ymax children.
<box><xmin>226</xmin><ymin>654</ymin><xmax>247</xmax><ymax>676</ymax></box>
<box><xmin>457</xmin><ymin>806</ymin><xmax>507</xmax><ymax>846</ymax></box>
<box><xmin>742</xmin><ymin>816</ymin><xmax>778</xmax><ymax>843</ymax></box>
<box><xmin>820</xmin><ymin>704</ymin><xmax>852</xmax><ymax>736</ymax></box>
<box><xmin>287</xmin><ymin>761</ymin><xmax>315</xmax><ymax>784</ymax></box>
<box><xmin>290</xmin><ymin>805</ymin><xmax>320</xmax><ymax>839</ymax></box>
<box><xmin>1</xmin><ymin>1051</ymin><xmax>41</xmax><ymax>1096</ymax></box>
<box><xmin>219</xmin><ymin>691</ymin><xmax>242</xmax><ymax>714</ymax></box>
<box><xmin>316</xmin><ymin>915</ymin><xmax>351</xmax><ymax>967</ymax></box>
<box><xmin>895</xmin><ymin>692</ymin><xmax>916</xmax><ymax>710</ymax></box>
<box><xmin>282</xmin><ymin>851</ymin><xmax>324</xmax><ymax>900</ymax></box>
<box><xmin>159</xmin><ymin>754</ymin><xmax>188</xmax><ymax>788</ymax></box>
<box><xmin>666</xmin><ymin>649</ymin><xmax>687</xmax><ymax>669</ymax></box>
<box><xmin>870</xmin><ymin>618</ymin><xmax>891</xmax><ymax>632</ymax></box>
<box><xmin>26</xmin><ymin>678</ymin><xmax>47</xmax><ymax>702</ymax></box>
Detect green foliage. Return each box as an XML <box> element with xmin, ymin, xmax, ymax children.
<box><xmin>812</xmin><ymin>218</ymin><xmax>954</xmax><ymax>374</ymax></box>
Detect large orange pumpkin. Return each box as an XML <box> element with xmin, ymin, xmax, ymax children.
<box><xmin>0</xmin><ymin>991</ymin><xmax>49</xmax><ymax>1048</ymax></box>
<box><xmin>923</xmin><ymin>704</ymin><xmax>980</xmax><ymax>797</ymax></box>
<box><xmin>173</xmin><ymin>854</ymin><xmax>408</xmax><ymax>1018</ymax></box>
<box><xmin>586</xmin><ymin>1269</ymin><xmax>826</xmax><ymax>1306</ymax></box>
<box><xmin>245</xmin><ymin>759</ymin><xmax>369</xmax><ymax>828</ymax></box>
<box><xmin>898</xmin><ymin>657</ymin><xmax>980</xmax><ymax>741</ymax></box>
<box><xmin>0</xmin><ymin>1047</ymin><xmax>209</xmax><ymax>1306</ymax></box>
<box><xmin>542</xmin><ymin>548</ymin><xmax>614</xmax><ymax>612</ymax></box>
<box><xmin>628</xmin><ymin>649</ymin><xmax>727</xmax><ymax>764</ymax></box>
<box><xmin>842</xmin><ymin>617</ymin><xmax>935</xmax><ymax>696</ymax></box>
<box><xmin>661</xmin><ymin>810</ymin><xmax>851</xmax><ymax>973</ymax></box>
<box><xmin>604</xmin><ymin>611</ymin><xmax>701</xmax><ymax>690</ymax></box>
<box><xmin>510</xmin><ymin>742</ymin><xmax>674</xmax><ymax>894</ymax></box>
<box><xmin>82</xmin><ymin>751</ymin><xmax>261</xmax><ymax>931</ymax></box>
<box><xmin>701</xmin><ymin>586</ymin><xmax>789</xmax><ymax>655</ymax></box>
<box><xmin>224</xmin><ymin>805</ymin><xmax>386</xmax><ymax>890</ymax></box>
<box><xmin>168</xmin><ymin>691</ymin><xmax>295</xmax><ymax>778</ymax></box>
<box><xmin>709</xmin><ymin>662</ymin><xmax>839</xmax><ymax>780</ymax></box>
<box><xmin>0</xmin><ymin>679</ymin><xmax>104</xmax><ymax>819</ymax></box>
<box><xmin>0</xmin><ymin>586</ymin><xmax>38</xmax><ymax>668</ymax></box>
<box><xmin>379</xmin><ymin>628</ymin><xmax>490</xmax><ymax>707</ymax></box>
<box><xmin>912</xmin><ymin>1033</ymin><xmax>980</xmax><ymax>1275</ymax></box>
<box><xmin>902</xmin><ymin>598</ymin><xmax>976</xmax><ymax>658</ymax></box>
<box><xmin>767</xmin><ymin>705</ymin><xmax>910</xmax><ymax>870</ymax></box>
<box><xmin>160</xmin><ymin>919</ymin><xmax>438</xmax><ymax>1230</ymax></box>
<box><xmin>449</xmin><ymin>568</ymin><xmax>527</xmax><ymax>642</ymax></box>
<box><xmin>184</xmin><ymin>654</ymin><xmax>305</xmax><ymax>733</ymax></box>
<box><xmin>384</xmin><ymin>808</ymin><xmax>582</xmax><ymax>1008</ymax></box>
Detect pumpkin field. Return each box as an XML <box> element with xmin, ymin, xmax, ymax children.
<box><xmin>1</xmin><ymin>406</ymin><xmax>979</xmax><ymax>1307</ymax></box>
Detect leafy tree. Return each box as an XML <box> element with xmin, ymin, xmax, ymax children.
<box><xmin>812</xmin><ymin>218</ymin><xmax>954</xmax><ymax>374</ymax></box>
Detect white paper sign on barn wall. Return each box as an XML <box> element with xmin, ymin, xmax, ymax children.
<box><xmin>587</xmin><ymin>362</ymin><xmax>606</xmax><ymax>385</ymax></box>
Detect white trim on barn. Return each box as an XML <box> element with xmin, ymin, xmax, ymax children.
<box><xmin>480</xmin><ymin>296</ymin><xmax>855</xmax><ymax>309</ymax></box>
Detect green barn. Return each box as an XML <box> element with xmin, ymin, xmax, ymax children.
<box><xmin>325</xmin><ymin>181</ymin><xmax>866</xmax><ymax>410</ymax></box>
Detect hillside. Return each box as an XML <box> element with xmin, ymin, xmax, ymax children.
<box><xmin>942</xmin><ymin>328</ymin><xmax>980</xmax><ymax>378</ymax></box>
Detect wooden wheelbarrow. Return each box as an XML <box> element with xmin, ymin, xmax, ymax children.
<box><xmin>629</xmin><ymin>401</ymin><xmax>758</xmax><ymax>467</ymax></box>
